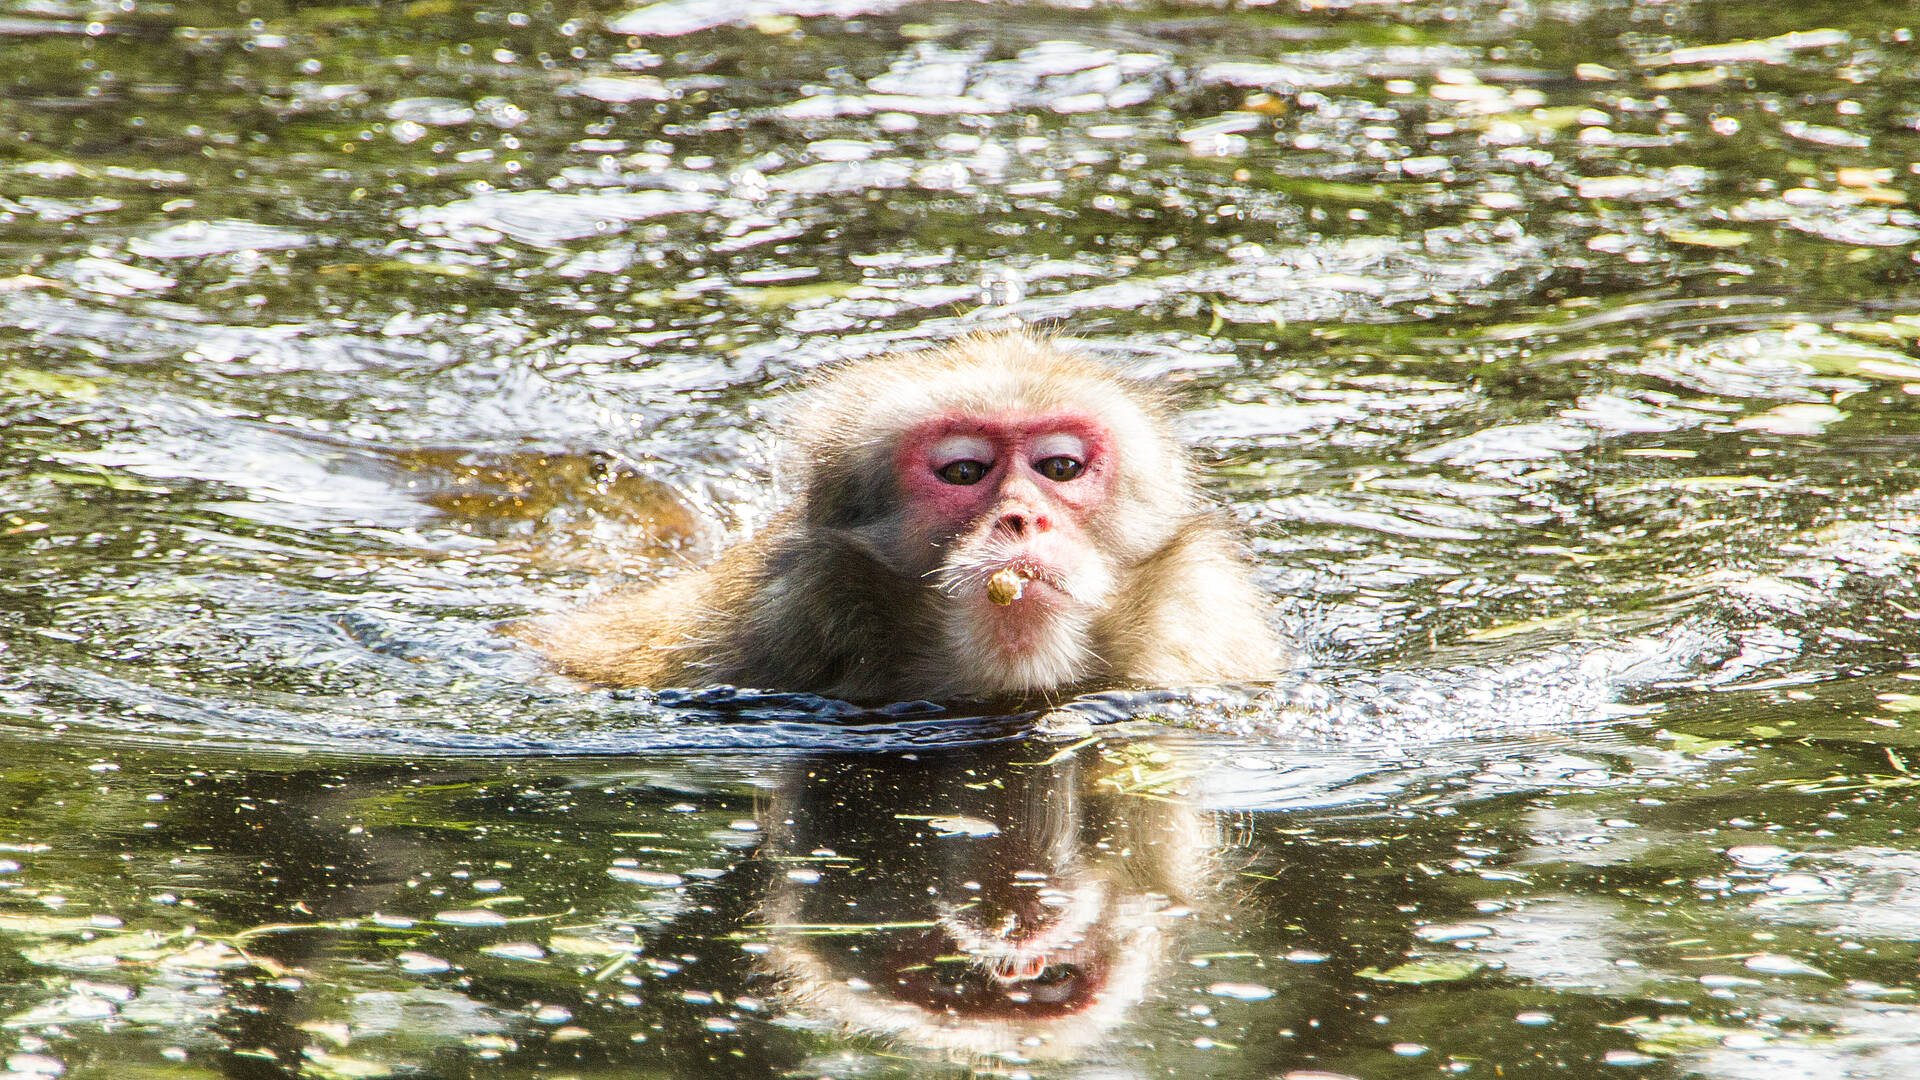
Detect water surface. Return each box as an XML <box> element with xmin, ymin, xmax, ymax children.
<box><xmin>4</xmin><ymin>0</ymin><xmax>1920</xmax><ymax>1076</ymax></box>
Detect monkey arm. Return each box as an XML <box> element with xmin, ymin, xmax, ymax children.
<box><xmin>520</xmin><ymin>514</ymin><xmax>1293</xmax><ymax>698</ymax></box>
<box><xmin>507</xmin><ymin>522</ymin><xmax>799</xmax><ymax>690</ymax></box>
<box><xmin>508</xmin><ymin>563</ymin><xmax>730</xmax><ymax>689</ymax></box>
<box><xmin>513</xmin><ymin>526</ymin><xmax>945</xmax><ymax>699</ymax></box>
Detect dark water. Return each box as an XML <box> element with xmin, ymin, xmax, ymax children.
<box><xmin>5</xmin><ymin>0</ymin><xmax>1920</xmax><ymax>1075</ymax></box>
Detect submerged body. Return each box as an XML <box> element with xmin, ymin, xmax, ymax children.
<box><xmin>517</xmin><ymin>333</ymin><xmax>1291</xmax><ymax>702</ymax></box>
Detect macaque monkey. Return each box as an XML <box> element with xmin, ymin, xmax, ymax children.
<box><xmin>516</xmin><ymin>331</ymin><xmax>1291</xmax><ymax>702</ymax></box>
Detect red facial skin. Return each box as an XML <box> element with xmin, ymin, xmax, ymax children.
<box><xmin>892</xmin><ymin>413</ymin><xmax>1115</xmax><ymax>601</ymax></box>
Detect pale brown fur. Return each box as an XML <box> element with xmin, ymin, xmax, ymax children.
<box><xmin>513</xmin><ymin>331</ymin><xmax>1294</xmax><ymax>702</ymax></box>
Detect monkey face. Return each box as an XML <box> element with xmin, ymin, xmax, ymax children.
<box><xmin>885</xmin><ymin>413</ymin><xmax>1125</xmax><ymax>694</ymax></box>
<box><xmin>893</xmin><ymin>414</ymin><xmax>1116</xmax><ymax>573</ymax></box>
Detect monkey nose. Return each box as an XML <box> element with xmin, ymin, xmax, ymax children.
<box><xmin>995</xmin><ymin>509</ymin><xmax>1048</xmax><ymax>536</ymax></box>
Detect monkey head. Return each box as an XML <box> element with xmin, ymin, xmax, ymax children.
<box><xmin>788</xmin><ymin>334</ymin><xmax>1198</xmax><ymax>697</ymax></box>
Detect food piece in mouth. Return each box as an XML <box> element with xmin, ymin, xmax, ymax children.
<box><xmin>986</xmin><ymin>568</ymin><xmax>1027</xmax><ymax>606</ymax></box>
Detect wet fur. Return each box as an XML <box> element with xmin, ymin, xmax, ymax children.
<box><xmin>515</xmin><ymin>331</ymin><xmax>1294</xmax><ymax>702</ymax></box>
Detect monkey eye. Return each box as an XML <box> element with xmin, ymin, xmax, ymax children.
<box><xmin>1034</xmin><ymin>456</ymin><xmax>1085</xmax><ymax>482</ymax></box>
<box><xmin>936</xmin><ymin>459</ymin><xmax>989</xmax><ymax>485</ymax></box>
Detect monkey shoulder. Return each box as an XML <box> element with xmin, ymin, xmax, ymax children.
<box><xmin>741</xmin><ymin>528</ymin><xmax>943</xmax><ymax>699</ymax></box>
<box><xmin>506</xmin><ymin>525</ymin><xmax>777</xmax><ymax>684</ymax></box>
<box><xmin>516</xmin><ymin>522</ymin><xmax>942</xmax><ymax>698</ymax></box>
<box><xmin>1097</xmin><ymin>513</ymin><xmax>1295</xmax><ymax>686</ymax></box>
<box><xmin>508</xmin><ymin>566</ymin><xmax>716</xmax><ymax>688</ymax></box>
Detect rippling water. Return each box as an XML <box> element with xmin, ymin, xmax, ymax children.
<box><xmin>3</xmin><ymin>1</ymin><xmax>1920</xmax><ymax>1076</ymax></box>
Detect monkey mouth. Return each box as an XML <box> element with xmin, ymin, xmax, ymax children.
<box><xmin>1000</xmin><ymin>562</ymin><xmax>1068</xmax><ymax>599</ymax></box>
<box><xmin>938</xmin><ymin>558</ymin><xmax>1075</xmax><ymax>606</ymax></box>
<box><xmin>936</xmin><ymin>877</ymin><xmax>1109</xmax><ymax>983</ymax></box>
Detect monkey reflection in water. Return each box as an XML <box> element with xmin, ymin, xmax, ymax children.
<box><xmin>756</xmin><ymin>743</ymin><xmax>1213</xmax><ymax>1060</ymax></box>
<box><xmin>516</xmin><ymin>331</ymin><xmax>1294</xmax><ymax>702</ymax></box>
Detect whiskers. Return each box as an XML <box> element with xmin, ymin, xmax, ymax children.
<box><xmin>932</xmin><ymin>549</ymin><xmax>1074</xmax><ymax>601</ymax></box>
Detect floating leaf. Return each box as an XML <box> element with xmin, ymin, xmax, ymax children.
<box><xmin>548</xmin><ymin>935</ymin><xmax>635</xmax><ymax>958</ymax></box>
<box><xmin>1642</xmin><ymin>28</ymin><xmax>1849</xmax><ymax>68</ymax></box>
<box><xmin>1470</xmin><ymin>105</ymin><xmax>1586</xmax><ymax>135</ymax></box>
<box><xmin>729</xmin><ymin>281</ymin><xmax>861</xmax><ymax>308</ymax></box>
<box><xmin>1464</xmin><ymin>610</ymin><xmax>1591</xmax><ymax>642</ymax></box>
<box><xmin>0</xmin><ymin>914</ymin><xmax>108</xmax><ymax>936</ymax></box>
<box><xmin>895</xmin><ymin>814</ymin><xmax>1000</xmax><ymax>838</ymax></box>
<box><xmin>1604</xmin><ymin>475</ymin><xmax>1786</xmax><ymax>497</ymax></box>
<box><xmin>1578</xmin><ymin>175</ymin><xmax>1661</xmax><ymax>199</ymax></box>
<box><xmin>1603</xmin><ymin>1015</ymin><xmax>1752</xmax><ymax>1055</ymax></box>
<box><xmin>26</xmin><ymin>469</ymin><xmax>169</xmax><ymax>494</ymax></box>
<box><xmin>1646</xmin><ymin>68</ymin><xmax>1729</xmax><ymax>90</ymax></box>
<box><xmin>2</xmin><ymin>369</ymin><xmax>102</xmax><ymax>400</ymax></box>
<box><xmin>1795</xmin><ymin>339</ymin><xmax>1920</xmax><ymax>380</ymax></box>
<box><xmin>1355</xmin><ymin>957</ymin><xmax>1485</xmax><ymax>984</ymax></box>
<box><xmin>1654</xmin><ymin>730</ymin><xmax>1740</xmax><ymax>756</ymax></box>
<box><xmin>303</xmin><ymin>1047</ymin><xmax>400</xmax><ymax>1080</ymax></box>
<box><xmin>1832</xmin><ymin>319</ymin><xmax>1920</xmax><ymax>347</ymax></box>
<box><xmin>1659</xmin><ymin>226</ymin><xmax>1753</xmax><ymax>248</ymax></box>
<box><xmin>21</xmin><ymin>935</ymin><xmax>148</xmax><ymax>967</ymax></box>
<box><xmin>156</xmin><ymin>941</ymin><xmax>255</xmax><ymax>971</ymax></box>
<box><xmin>1838</xmin><ymin>167</ymin><xmax>1895</xmax><ymax>188</ymax></box>
<box><xmin>1274</xmin><ymin>179</ymin><xmax>1394</xmax><ymax>203</ymax></box>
